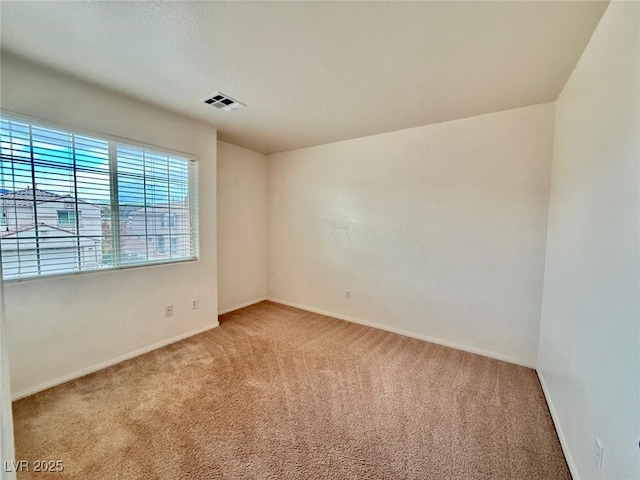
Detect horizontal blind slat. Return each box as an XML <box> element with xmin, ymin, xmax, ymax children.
<box><xmin>1</xmin><ymin>114</ymin><xmax>198</xmax><ymax>281</ymax></box>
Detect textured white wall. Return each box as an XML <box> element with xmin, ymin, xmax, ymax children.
<box><xmin>217</xmin><ymin>141</ymin><xmax>267</xmax><ymax>313</ymax></box>
<box><xmin>538</xmin><ymin>3</ymin><xmax>640</xmax><ymax>479</ymax></box>
<box><xmin>1</xmin><ymin>54</ymin><xmax>219</xmax><ymax>397</ymax></box>
<box><xmin>268</xmin><ymin>103</ymin><xmax>554</xmax><ymax>367</ymax></box>
<box><xmin>0</xmin><ymin>272</ymin><xmax>16</xmax><ymax>479</ymax></box>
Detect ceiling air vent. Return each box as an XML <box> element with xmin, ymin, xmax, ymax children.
<box><xmin>201</xmin><ymin>92</ymin><xmax>246</xmax><ymax>112</ymax></box>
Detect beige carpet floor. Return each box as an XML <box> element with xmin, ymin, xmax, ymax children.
<box><xmin>12</xmin><ymin>301</ymin><xmax>570</xmax><ymax>479</ymax></box>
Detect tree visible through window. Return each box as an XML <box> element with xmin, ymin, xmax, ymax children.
<box><xmin>0</xmin><ymin>114</ymin><xmax>199</xmax><ymax>280</ymax></box>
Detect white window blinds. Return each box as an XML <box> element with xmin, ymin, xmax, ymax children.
<box><xmin>0</xmin><ymin>114</ymin><xmax>198</xmax><ymax>280</ymax></box>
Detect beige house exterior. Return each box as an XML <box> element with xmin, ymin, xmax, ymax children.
<box><xmin>0</xmin><ymin>188</ymin><xmax>102</xmax><ymax>278</ymax></box>
<box><xmin>125</xmin><ymin>204</ymin><xmax>190</xmax><ymax>262</ymax></box>
<box><xmin>0</xmin><ymin>188</ymin><xmax>190</xmax><ymax>278</ymax></box>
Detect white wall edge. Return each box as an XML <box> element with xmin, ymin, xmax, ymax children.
<box><xmin>11</xmin><ymin>321</ymin><xmax>220</xmax><ymax>401</ymax></box>
<box><xmin>218</xmin><ymin>297</ymin><xmax>267</xmax><ymax>316</ymax></box>
<box><xmin>267</xmin><ymin>297</ymin><xmax>536</xmax><ymax>369</ymax></box>
<box><xmin>537</xmin><ymin>370</ymin><xmax>580</xmax><ymax>480</ymax></box>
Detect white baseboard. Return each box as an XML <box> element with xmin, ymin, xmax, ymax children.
<box><xmin>218</xmin><ymin>297</ymin><xmax>267</xmax><ymax>315</ymax></box>
<box><xmin>11</xmin><ymin>322</ymin><xmax>220</xmax><ymax>401</ymax></box>
<box><xmin>267</xmin><ymin>297</ymin><xmax>535</xmax><ymax>369</ymax></box>
<box><xmin>537</xmin><ymin>371</ymin><xmax>580</xmax><ymax>480</ymax></box>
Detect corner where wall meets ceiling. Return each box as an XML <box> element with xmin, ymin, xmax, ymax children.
<box><xmin>0</xmin><ymin>1</ymin><xmax>609</xmax><ymax>154</ymax></box>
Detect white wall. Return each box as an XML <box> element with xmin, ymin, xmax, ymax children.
<box><xmin>0</xmin><ymin>272</ymin><xmax>16</xmax><ymax>480</ymax></box>
<box><xmin>538</xmin><ymin>3</ymin><xmax>640</xmax><ymax>479</ymax></box>
<box><xmin>1</xmin><ymin>53</ymin><xmax>219</xmax><ymax>398</ymax></box>
<box><xmin>217</xmin><ymin>141</ymin><xmax>267</xmax><ymax>313</ymax></box>
<box><xmin>268</xmin><ymin>103</ymin><xmax>554</xmax><ymax>367</ymax></box>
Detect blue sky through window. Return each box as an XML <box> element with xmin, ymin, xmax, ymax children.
<box><xmin>0</xmin><ymin>115</ymin><xmax>197</xmax><ymax>280</ymax></box>
<box><xmin>0</xmin><ymin>119</ymin><xmax>189</xmax><ymax>206</ymax></box>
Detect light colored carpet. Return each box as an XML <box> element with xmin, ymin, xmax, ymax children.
<box><xmin>12</xmin><ymin>301</ymin><xmax>570</xmax><ymax>479</ymax></box>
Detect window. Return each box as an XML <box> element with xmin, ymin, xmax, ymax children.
<box><xmin>160</xmin><ymin>214</ymin><xmax>176</xmax><ymax>228</ymax></box>
<box><xmin>57</xmin><ymin>210</ymin><xmax>77</xmax><ymax>225</ymax></box>
<box><xmin>0</xmin><ymin>114</ymin><xmax>198</xmax><ymax>280</ymax></box>
<box><xmin>157</xmin><ymin>235</ymin><xmax>165</xmax><ymax>253</ymax></box>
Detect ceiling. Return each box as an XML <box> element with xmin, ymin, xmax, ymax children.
<box><xmin>1</xmin><ymin>1</ymin><xmax>608</xmax><ymax>154</ymax></box>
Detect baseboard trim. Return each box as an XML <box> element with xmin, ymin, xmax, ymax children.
<box><xmin>266</xmin><ymin>297</ymin><xmax>535</xmax><ymax>369</ymax></box>
<box><xmin>537</xmin><ymin>371</ymin><xmax>580</xmax><ymax>480</ymax></box>
<box><xmin>11</xmin><ymin>322</ymin><xmax>220</xmax><ymax>401</ymax></box>
<box><xmin>218</xmin><ymin>297</ymin><xmax>267</xmax><ymax>315</ymax></box>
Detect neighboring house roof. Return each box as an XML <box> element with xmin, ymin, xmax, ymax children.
<box><xmin>0</xmin><ymin>224</ymin><xmax>36</xmax><ymax>238</ymax></box>
<box><xmin>0</xmin><ymin>222</ymin><xmax>101</xmax><ymax>242</ymax></box>
<box><xmin>0</xmin><ymin>187</ymin><xmax>65</xmax><ymax>206</ymax></box>
<box><xmin>0</xmin><ymin>187</ymin><xmax>100</xmax><ymax>207</ymax></box>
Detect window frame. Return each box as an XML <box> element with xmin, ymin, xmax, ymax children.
<box><xmin>0</xmin><ymin>110</ymin><xmax>200</xmax><ymax>283</ymax></box>
<box><xmin>57</xmin><ymin>209</ymin><xmax>77</xmax><ymax>226</ymax></box>
<box><xmin>157</xmin><ymin>235</ymin><xmax>166</xmax><ymax>253</ymax></box>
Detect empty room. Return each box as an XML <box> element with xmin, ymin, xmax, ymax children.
<box><xmin>0</xmin><ymin>1</ymin><xmax>638</xmax><ymax>479</ymax></box>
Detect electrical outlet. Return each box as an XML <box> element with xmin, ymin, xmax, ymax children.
<box><xmin>594</xmin><ymin>437</ymin><xmax>604</xmax><ymax>473</ymax></box>
<box><xmin>165</xmin><ymin>305</ymin><xmax>174</xmax><ymax>317</ymax></box>
<box><xmin>191</xmin><ymin>298</ymin><xmax>199</xmax><ymax>310</ymax></box>
<box><xmin>345</xmin><ymin>290</ymin><xmax>351</xmax><ymax>300</ymax></box>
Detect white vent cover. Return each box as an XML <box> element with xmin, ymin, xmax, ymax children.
<box><xmin>201</xmin><ymin>92</ymin><xmax>246</xmax><ymax>112</ymax></box>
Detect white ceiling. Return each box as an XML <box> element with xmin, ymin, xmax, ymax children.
<box><xmin>1</xmin><ymin>1</ymin><xmax>608</xmax><ymax>154</ymax></box>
